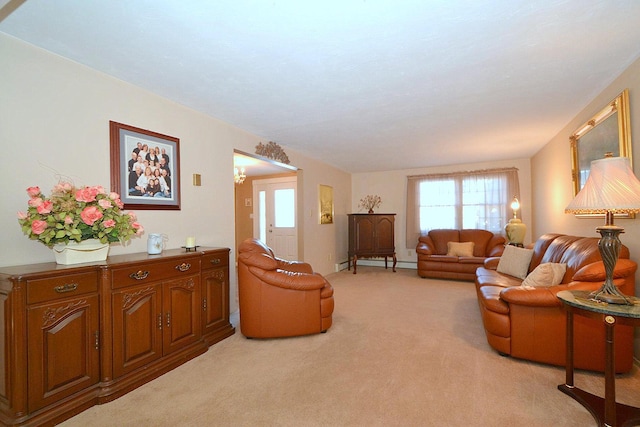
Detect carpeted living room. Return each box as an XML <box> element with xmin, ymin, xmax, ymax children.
<box><xmin>58</xmin><ymin>267</ymin><xmax>640</xmax><ymax>427</ymax></box>
<box><xmin>5</xmin><ymin>2</ymin><xmax>640</xmax><ymax>426</ymax></box>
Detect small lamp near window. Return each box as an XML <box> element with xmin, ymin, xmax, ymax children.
<box><xmin>505</xmin><ymin>196</ymin><xmax>526</xmax><ymax>246</ymax></box>
<box><xmin>565</xmin><ymin>155</ymin><xmax>640</xmax><ymax>304</ymax></box>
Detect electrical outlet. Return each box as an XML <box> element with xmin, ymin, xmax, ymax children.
<box><xmin>328</xmin><ymin>253</ymin><xmax>332</xmax><ymax>261</ymax></box>
<box><xmin>408</xmin><ymin>250</ymin><xmax>413</xmax><ymax>256</ymax></box>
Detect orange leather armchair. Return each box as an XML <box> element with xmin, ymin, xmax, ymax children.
<box><xmin>237</xmin><ymin>238</ymin><xmax>334</xmax><ymax>338</ymax></box>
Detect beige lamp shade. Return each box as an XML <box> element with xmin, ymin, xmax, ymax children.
<box><xmin>565</xmin><ymin>156</ymin><xmax>640</xmax><ymax>215</ymax></box>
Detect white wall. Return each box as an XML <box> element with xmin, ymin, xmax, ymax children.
<box><xmin>0</xmin><ymin>33</ymin><xmax>351</xmax><ymax>312</ymax></box>
<box><xmin>531</xmin><ymin>54</ymin><xmax>640</xmax><ymax>355</ymax></box>
<box><xmin>351</xmin><ymin>158</ymin><xmax>532</xmax><ymax>264</ymax></box>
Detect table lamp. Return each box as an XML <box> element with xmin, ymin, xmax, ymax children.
<box><xmin>565</xmin><ymin>155</ymin><xmax>640</xmax><ymax>304</ymax></box>
<box><xmin>505</xmin><ymin>196</ymin><xmax>526</xmax><ymax>246</ymax></box>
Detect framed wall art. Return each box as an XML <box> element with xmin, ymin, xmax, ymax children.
<box><xmin>319</xmin><ymin>184</ymin><xmax>334</xmax><ymax>224</ymax></box>
<box><xmin>570</xmin><ymin>89</ymin><xmax>632</xmax><ymax>196</ymax></box>
<box><xmin>110</xmin><ymin>121</ymin><xmax>181</xmax><ymax>210</ymax></box>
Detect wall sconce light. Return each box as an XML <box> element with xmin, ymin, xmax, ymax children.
<box><xmin>234</xmin><ymin>167</ymin><xmax>246</xmax><ymax>184</ymax></box>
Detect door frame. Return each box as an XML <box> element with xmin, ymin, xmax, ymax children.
<box><xmin>233</xmin><ymin>150</ymin><xmax>302</xmax><ymax>260</ymax></box>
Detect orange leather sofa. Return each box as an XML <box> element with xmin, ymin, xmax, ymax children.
<box><xmin>416</xmin><ymin>229</ymin><xmax>506</xmax><ymax>281</ymax></box>
<box><xmin>237</xmin><ymin>238</ymin><xmax>334</xmax><ymax>338</ymax></box>
<box><xmin>476</xmin><ymin>233</ymin><xmax>637</xmax><ymax>372</ymax></box>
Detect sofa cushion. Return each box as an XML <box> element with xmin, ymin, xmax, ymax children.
<box><xmin>428</xmin><ymin>229</ymin><xmax>460</xmax><ymax>254</ymax></box>
<box><xmin>447</xmin><ymin>241</ymin><xmax>474</xmax><ymax>257</ymax></box>
<box><xmin>460</xmin><ymin>229</ymin><xmax>493</xmax><ymax>256</ymax></box>
<box><xmin>521</xmin><ymin>263</ymin><xmax>566</xmax><ymax>288</ymax></box>
<box><xmin>496</xmin><ymin>245</ymin><xmax>534</xmax><ymax>279</ymax></box>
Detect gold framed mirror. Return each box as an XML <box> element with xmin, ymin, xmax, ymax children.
<box><xmin>570</xmin><ymin>89</ymin><xmax>632</xmax><ymax>197</ymax></box>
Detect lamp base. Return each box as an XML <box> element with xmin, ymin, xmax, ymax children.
<box><xmin>590</xmin><ymin>290</ymin><xmax>636</xmax><ymax>305</ymax></box>
<box><xmin>594</xmin><ymin>224</ymin><xmax>634</xmax><ymax>305</ymax></box>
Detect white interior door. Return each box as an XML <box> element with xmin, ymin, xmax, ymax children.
<box><xmin>253</xmin><ymin>177</ymin><xmax>298</xmax><ymax>260</ymax></box>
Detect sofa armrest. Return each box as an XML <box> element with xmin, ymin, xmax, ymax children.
<box><xmin>275</xmin><ymin>257</ymin><xmax>314</xmax><ymax>274</ymax></box>
<box><xmin>500</xmin><ymin>285</ymin><xmax>562</xmax><ymax>307</ymax></box>
<box><xmin>483</xmin><ymin>257</ymin><xmax>501</xmax><ymax>270</ymax></box>
<box><xmin>416</xmin><ymin>235</ymin><xmax>435</xmax><ymax>255</ymax></box>
<box><xmin>572</xmin><ymin>259</ymin><xmax>637</xmax><ymax>282</ymax></box>
<box><xmin>486</xmin><ymin>236</ymin><xmax>506</xmax><ymax>257</ymax></box>
<box><xmin>248</xmin><ymin>267</ymin><xmax>327</xmax><ymax>291</ymax></box>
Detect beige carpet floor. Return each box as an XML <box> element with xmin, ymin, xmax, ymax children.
<box><xmin>59</xmin><ymin>267</ymin><xmax>640</xmax><ymax>426</ymax></box>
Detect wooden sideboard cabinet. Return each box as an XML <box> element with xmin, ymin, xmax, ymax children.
<box><xmin>201</xmin><ymin>249</ymin><xmax>232</xmax><ymax>345</ymax></box>
<box><xmin>0</xmin><ymin>247</ymin><xmax>234</xmax><ymax>427</ymax></box>
<box><xmin>347</xmin><ymin>213</ymin><xmax>397</xmax><ymax>274</ymax></box>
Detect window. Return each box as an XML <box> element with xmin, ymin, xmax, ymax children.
<box><xmin>406</xmin><ymin>168</ymin><xmax>519</xmax><ymax>247</ymax></box>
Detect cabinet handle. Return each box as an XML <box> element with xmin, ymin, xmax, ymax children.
<box><xmin>54</xmin><ymin>283</ymin><xmax>78</xmax><ymax>293</ymax></box>
<box><xmin>166</xmin><ymin>312</ymin><xmax>171</xmax><ymax>328</ymax></box>
<box><xmin>129</xmin><ymin>270</ymin><xmax>149</xmax><ymax>280</ymax></box>
<box><xmin>94</xmin><ymin>331</ymin><xmax>99</xmax><ymax>350</ymax></box>
<box><xmin>157</xmin><ymin>313</ymin><xmax>163</xmax><ymax>330</ymax></box>
<box><xmin>203</xmin><ymin>298</ymin><xmax>207</xmax><ymax>311</ymax></box>
<box><xmin>175</xmin><ymin>262</ymin><xmax>191</xmax><ymax>272</ymax></box>
<box><xmin>210</xmin><ymin>258</ymin><xmax>221</xmax><ymax>265</ymax></box>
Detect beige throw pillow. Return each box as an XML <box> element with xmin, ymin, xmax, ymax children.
<box><xmin>447</xmin><ymin>241</ymin><xmax>474</xmax><ymax>257</ymax></box>
<box><xmin>496</xmin><ymin>245</ymin><xmax>534</xmax><ymax>279</ymax></box>
<box><xmin>521</xmin><ymin>263</ymin><xmax>567</xmax><ymax>289</ymax></box>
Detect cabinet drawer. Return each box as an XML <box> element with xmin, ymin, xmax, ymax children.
<box><xmin>27</xmin><ymin>272</ymin><xmax>99</xmax><ymax>304</ymax></box>
<box><xmin>111</xmin><ymin>258</ymin><xmax>201</xmax><ymax>289</ymax></box>
<box><xmin>202</xmin><ymin>251</ymin><xmax>229</xmax><ymax>270</ymax></box>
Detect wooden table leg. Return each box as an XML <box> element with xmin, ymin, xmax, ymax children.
<box><xmin>565</xmin><ymin>308</ymin><xmax>574</xmax><ymax>388</ymax></box>
<box><xmin>604</xmin><ymin>316</ymin><xmax>616</xmax><ymax>426</ymax></box>
<box><xmin>353</xmin><ymin>255</ymin><xmax>357</xmax><ymax>274</ymax></box>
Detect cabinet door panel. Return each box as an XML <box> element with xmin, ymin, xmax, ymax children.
<box><xmin>202</xmin><ymin>268</ymin><xmax>228</xmax><ymax>335</ymax></box>
<box><xmin>375</xmin><ymin>216</ymin><xmax>395</xmax><ymax>252</ymax></box>
<box><xmin>27</xmin><ymin>295</ymin><xmax>99</xmax><ymax>411</ymax></box>
<box><xmin>112</xmin><ymin>284</ymin><xmax>162</xmax><ymax>378</ymax></box>
<box><xmin>354</xmin><ymin>217</ymin><xmax>375</xmax><ymax>252</ymax></box>
<box><xmin>163</xmin><ymin>276</ymin><xmax>201</xmax><ymax>355</ymax></box>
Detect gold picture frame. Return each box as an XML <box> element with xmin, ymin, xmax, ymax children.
<box><xmin>319</xmin><ymin>185</ymin><xmax>334</xmax><ymax>224</ymax></box>
<box><xmin>570</xmin><ymin>89</ymin><xmax>632</xmax><ymax>197</ymax></box>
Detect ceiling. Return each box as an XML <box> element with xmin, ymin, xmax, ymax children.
<box><xmin>3</xmin><ymin>1</ymin><xmax>640</xmax><ymax>174</ymax></box>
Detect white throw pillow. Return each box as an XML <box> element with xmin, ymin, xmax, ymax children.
<box><xmin>496</xmin><ymin>245</ymin><xmax>534</xmax><ymax>279</ymax></box>
<box><xmin>521</xmin><ymin>263</ymin><xmax>567</xmax><ymax>289</ymax></box>
<box><xmin>447</xmin><ymin>241</ymin><xmax>474</xmax><ymax>257</ymax></box>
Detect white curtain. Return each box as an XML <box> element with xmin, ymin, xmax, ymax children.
<box><xmin>406</xmin><ymin>168</ymin><xmax>520</xmax><ymax>248</ymax></box>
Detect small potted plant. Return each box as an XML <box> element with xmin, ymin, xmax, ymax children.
<box><xmin>17</xmin><ymin>181</ymin><xmax>144</xmax><ymax>264</ymax></box>
<box><xmin>358</xmin><ymin>195</ymin><xmax>382</xmax><ymax>213</ymax></box>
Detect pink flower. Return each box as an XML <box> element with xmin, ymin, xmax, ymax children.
<box><xmin>103</xmin><ymin>219</ymin><xmax>116</xmax><ymax>228</ymax></box>
<box><xmin>75</xmin><ymin>186</ymin><xmax>99</xmax><ymax>203</ymax></box>
<box><xmin>80</xmin><ymin>206</ymin><xmax>103</xmax><ymax>226</ymax></box>
<box><xmin>37</xmin><ymin>200</ymin><xmax>53</xmax><ymax>214</ymax></box>
<box><xmin>17</xmin><ymin>211</ymin><xmax>28</xmax><ymax>220</ymax></box>
<box><xmin>109</xmin><ymin>192</ymin><xmax>120</xmax><ymax>200</ymax></box>
<box><xmin>64</xmin><ymin>215</ymin><xmax>73</xmax><ymax>224</ymax></box>
<box><xmin>98</xmin><ymin>199</ymin><xmax>112</xmax><ymax>209</ymax></box>
<box><xmin>27</xmin><ymin>186</ymin><xmax>41</xmax><ymax>198</ymax></box>
<box><xmin>127</xmin><ymin>211</ymin><xmax>137</xmax><ymax>221</ymax></box>
<box><xmin>31</xmin><ymin>220</ymin><xmax>48</xmax><ymax>235</ymax></box>
<box><xmin>132</xmin><ymin>222</ymin><xmax>144</xmax><ymax>235</ymax></box>
<box><xmin>52</xmin><ymin>182</ymin><xmax>73</xmax><ymax>194</ymax></box>
<box><xmin>95</xmin><ymin>185</ymin><xmax>106</xmax><ymax>195</ymax></box>
<box><xmin>28</xmin><ymin>197</ymin><xmax>43</xmax><ymax>207</ymax></box>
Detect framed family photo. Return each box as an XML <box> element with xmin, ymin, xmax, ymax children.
<box><xmin>109</xmin><ymin>121</ymin><xmax>181</xmax><ymax>210</ymax></box>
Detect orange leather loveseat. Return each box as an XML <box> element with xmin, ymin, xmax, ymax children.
<box><xmin>237</xmin><ymin>238</ymin><xmax>334</xmax><ymax>339</ymax></box>
<box><xmin>416</xmin><ymin>229</ymin><xmax>506</xmax><ymax>281</ymax></box>
<box><xmin>475</xmin><ymin>233</ymin><xmax>637</xmax><ymax>372</ymax></box>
